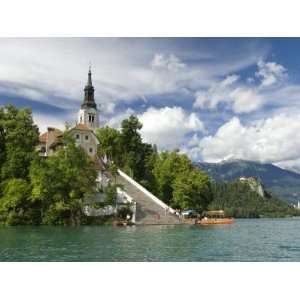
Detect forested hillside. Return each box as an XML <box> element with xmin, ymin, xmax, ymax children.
<box><xmin>210</xmin><ymin>180</ymin><xmax>299</xmax><ymax>218</ymax></box>
<box><xmin>196</xmin><ymin>160</ymin><xmax>300</xmax><ymax>204</ymax></box>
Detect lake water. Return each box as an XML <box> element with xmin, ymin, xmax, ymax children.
<box><xmin>1</xmin><ymin>218</ymin><xmax>300</xmax><ymax>261</ymax></box>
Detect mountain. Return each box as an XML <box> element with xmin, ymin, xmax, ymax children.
<box><xmin>285</xmin><ymin>166</ymin><xmax>300</xmax><ymax>175</ymax></box>
<box><xmin>195</xmin><ymin>159</ymin><xmax>300</xmax><ymax>204</ymax></box>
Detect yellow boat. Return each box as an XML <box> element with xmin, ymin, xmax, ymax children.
<box><xmin>196</xmin><ymin>210</ymin><xmax>234</xmax><ymax>225</ymax></box>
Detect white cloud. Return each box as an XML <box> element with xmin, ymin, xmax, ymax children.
<box><xmin>196</xmin><ymin>114</ymin><xmax>300</xmax><ymax>163</ymax></box>
<box><xmin>193</xmin><ymin>59</ymin><xmax>290</xmax><ymax>115</ymax></box>
<box><xmin>230</xmin><ymin>87</ymin><xmax>263</xmax><ymax>113</ymax></box>
<box><xmin>33</xmin><ymin>113</ymin><xmax>66</xmax><ymax>133</ymax></box>
<box><xmin>194</xmin><ymin>74</ymin><xmax>263</xmax><ymax>113</ymax></box>
<box><xmin>105</xmin><ymin>108</ymin><xmax>135</xmax><ymax>129</ymax></box>
<box><xmin>256</xmin><ymin>59</ymin><xmax>287</xmax><ymax>87</ymax></box>
<box><xmin>0</xmin><ymin>38</ymin><xmax>268</xmax><ymax>115</ymax></box>
<box><xmin>151</xmin><ymin>53</ymin><xmax>185</xmax><ymax>72</ymax></box>
<box><xmin>138</xmin><ymin>106</ymin><xmax>204</xmax><ymax>148</ymax></box>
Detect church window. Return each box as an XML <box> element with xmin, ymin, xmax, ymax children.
<box><xmin>91</xmin><ymin>115</ymin><xmax>94</xmax><ymax>123</ymax></box>
<box><xmin>89</xmin><ymin>115</ymin><xmax>92</xmax><ymax>122</ymax></box>
<box><xmin>76</xmin><ymin>134</ymin><xmax>80</xmax><ymax>140</ymax></box>
<box><xmin>89</xmin><ymin>148</ymin><xmax>93</xmax><ymax>153</ymax></box>
<box><xmin>85</xmin><ymin>135</ymin><xmax>89</xmax><ymax>140</ymax></box>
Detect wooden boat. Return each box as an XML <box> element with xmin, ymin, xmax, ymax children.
<box><xmin>196</xmin><ymin>210</ymin><xmax>234</xmax><ymax>225</ymax></box>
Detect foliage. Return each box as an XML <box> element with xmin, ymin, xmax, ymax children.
<box><xmin>30</xmin><ymin>133</ymin><xmax>98</xmax><ymax>225</ymax></box>
<box><xmin>108</xmin><ymin>161</ymin><xmax>118</xmax><ymax>183</ymax></box>
<box><xmin>96</xmin><ymin>116</ymin><xmax>155</xmax><ymax>182</ymax></box>
<box><xmin>152</xmin><ymin>151</ymin><xmax>193</xmax><ymax>204</ymax></box>
<box><xmin>96</xmin><ymin>126</ymin><xmax>121</xmax><ymax>164</ymax></box>
<box><xmin>209</xmin><ymin>180</ymin><xmax>300</xmax><ymax>218</ymax></box>
<box><xmin>0</xmin><ymin>104</ymin><xmax>39</xmax><ymax>181</ymax></box>
<box><xmin>104</xmin><ymin>183</ymin><xmax>117</xmax><ymax>206</ymax></box>
<box><xmin>0</xmin><ymin>178</ymin><xmax>33</xmax><ymax>225</ymax></box>
<box><xmin>0</xmin><ymin>104</ymin><xmax>98</xmax><ymax>225</ymax></box>
<box><xmin>0</xmin><ymin>105</ymin><xmax>40</xmax><ymax>224</ymax></box>
<box><xmin>172</xmin><ymin>169</ymin><xmax>212</xmax><ymax>211</ymax></box>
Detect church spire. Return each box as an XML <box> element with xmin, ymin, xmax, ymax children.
<box><xmin>81</xmin><ymin>66</ymin><xmax>96</xmax><ymax>109</ymax></box>
<box><xmin>87</xmin><ymin>64</ymin><xmax>92</xmax><ymax>86</ymax></box>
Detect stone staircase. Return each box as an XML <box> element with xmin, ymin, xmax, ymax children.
<box><xmin>114</xmin><ymin>173</ymin><xmax>181</xmax><ymax>225</ymax></box>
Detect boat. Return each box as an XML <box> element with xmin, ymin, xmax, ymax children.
<box><xmin>196</xmin><ymin>210</ymin><xmax>234</xmax><ymax>225</ymax></box>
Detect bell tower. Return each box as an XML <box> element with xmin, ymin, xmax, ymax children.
<box><xmin>78</xmin><ymin>67</ymin><xmax>99</xmax><ymax>130</ymax></box>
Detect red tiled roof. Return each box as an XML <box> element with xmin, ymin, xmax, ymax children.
<box><xmin>72</xmin><ymin>123</ymin><xmax>93</xmax><ymax>131</ymax></box>
<box><xmin>39</xmin><ymin>128</ymin><xmax>62</xmax><ymax>145</ymax></box>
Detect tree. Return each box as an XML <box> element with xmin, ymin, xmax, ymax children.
<box><xmin>0</xmin><ymin>104</ymin><xmax>39</xmax><ymax>180</ymax></box>
<box><xmin>97</xmin><ymin>115</ymin><xmax>156</xmax><ymax>183</ymax></box>
<box><xmin>0</xmin><ymin>105</ymin><xmax>40</xmax><ymax>224</ymax></box>
<box><xmin>0</xmin><ymin>178</ymin><xmax>32</xmax><ymax>225</ymax></box>
<box><xmin>108</xmin><ymin>161</ymin><xmax>118</xmax><ymax>184</ymax></box>
<box><xmin>120</xmin><ymin>115</ymin><xmax>145</xmax><ymax>179</ymax></box>
<box><xmin>152</xmin><ymin>151</ymin><xmax>193</xmax><ymax>204</ymax></box>
<box><xmin>172</xmin><ymin>169</ymin><xmax>212</xmax><ymax>211</ymax></box>
<box><xmin>104</xmin><ymin>183</ymin><xmax>117</xmax><ymax>207</ymax></box>
<box><xmin>95</xmin><ymin>126</ymin><xmax>122</xmax><ymax>164</ymax></box>
<box><xmin>30</xmin><ymin>132</ymin><xmax>98</xmax><ymax>225</ymax></box>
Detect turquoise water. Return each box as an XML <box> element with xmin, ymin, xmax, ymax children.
<box><xmin>0</xmin><ymin>218</ymin><xmax>300</xmax><ymax>261</ymax></box>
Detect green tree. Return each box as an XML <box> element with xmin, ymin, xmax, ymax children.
<box><xmin>30</xmin><ymin>133</ymin><xmax>98</xmax><ymax>225</ymax></box>
<box><xmin>0</xmin><ymin>104</ymin><xmax>40</xmax><ymax>224</ymax></box>
<box><xmin>172</xmin><ymin>169</ymin><xmax>212</xmax><ymax>211</ymax></box>
<box><xmin>95</xmin><ymin>126</ymin><xmax>122</xmax><ymax>164</ymax></box>
<box><xmin>104</xmin><ymin>183</ymin><xmax>117</xmax><ymax>207</ymax></box>
<box><xmin>120</xmin><ymin>115</ymin><xmax>146</xmax><ymax>179</ymax></box>
<box><xmin>108</xmin><ymin>161</ymin><xmax>118</xmax><ymax>184</ymax></box>
<box><xmin>0</xmin><ymin>178</ymin><xmax>32</xmax><ymax>225</ymax></box>
<box><xmin>0</xmin><ymin>104</ymin><xmax>39</xmax><ymax>180</ymax></box>
<box><xmin>152</xmin><ymin>151</ymin><xmax>193</xmax><ymax>204</ymax></box>
<box><xmin>97</xmin><ymin>115</ymin><xmax>156</xmax><ymax>183</ymax></box>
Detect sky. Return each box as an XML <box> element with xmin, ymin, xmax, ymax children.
<box><xmin>2</xmin><ymin>37</ymin><xmax>300</xmax><ymax>168</ymax></box>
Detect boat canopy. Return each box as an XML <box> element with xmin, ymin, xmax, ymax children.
<box><xmin>203</xmin><ymin>210</ymin><xmax>225</xmax><ymax>217</ymax></box>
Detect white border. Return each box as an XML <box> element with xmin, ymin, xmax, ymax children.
<box><xmin>0</xmin><ymin>263</ymin><xmax>299</xmax><ymax>300</ymax></box>
<box><xmin>1</xmin><ymin>1</ymin><xmax>300</xmax><ymax>299</ymax></box>
<box><xmin>0</xmin><ymin>0</ymin><xmax>300</xmax><ymax>37</ymax></box>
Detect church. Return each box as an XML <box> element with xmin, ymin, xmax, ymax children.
<box><xmin>38</xmin><ymin>67</ymin><xmax>104</xmax><ymax>170</ymax></box>
<box><xmin>37</xmin><ymin>67</ymin><xmax>178</xmax><ymax>225</ymax></box>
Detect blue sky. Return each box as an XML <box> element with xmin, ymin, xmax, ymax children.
<box><xmin>1</xmin><ymin>38</ymin><xmax>300</xmax><ymax>167</ymax></box>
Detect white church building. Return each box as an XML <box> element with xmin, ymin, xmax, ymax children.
<box><xmin>39</xmin><ymin>67</ymin><xmax>102</xmax><ymax>165</ymax></box>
